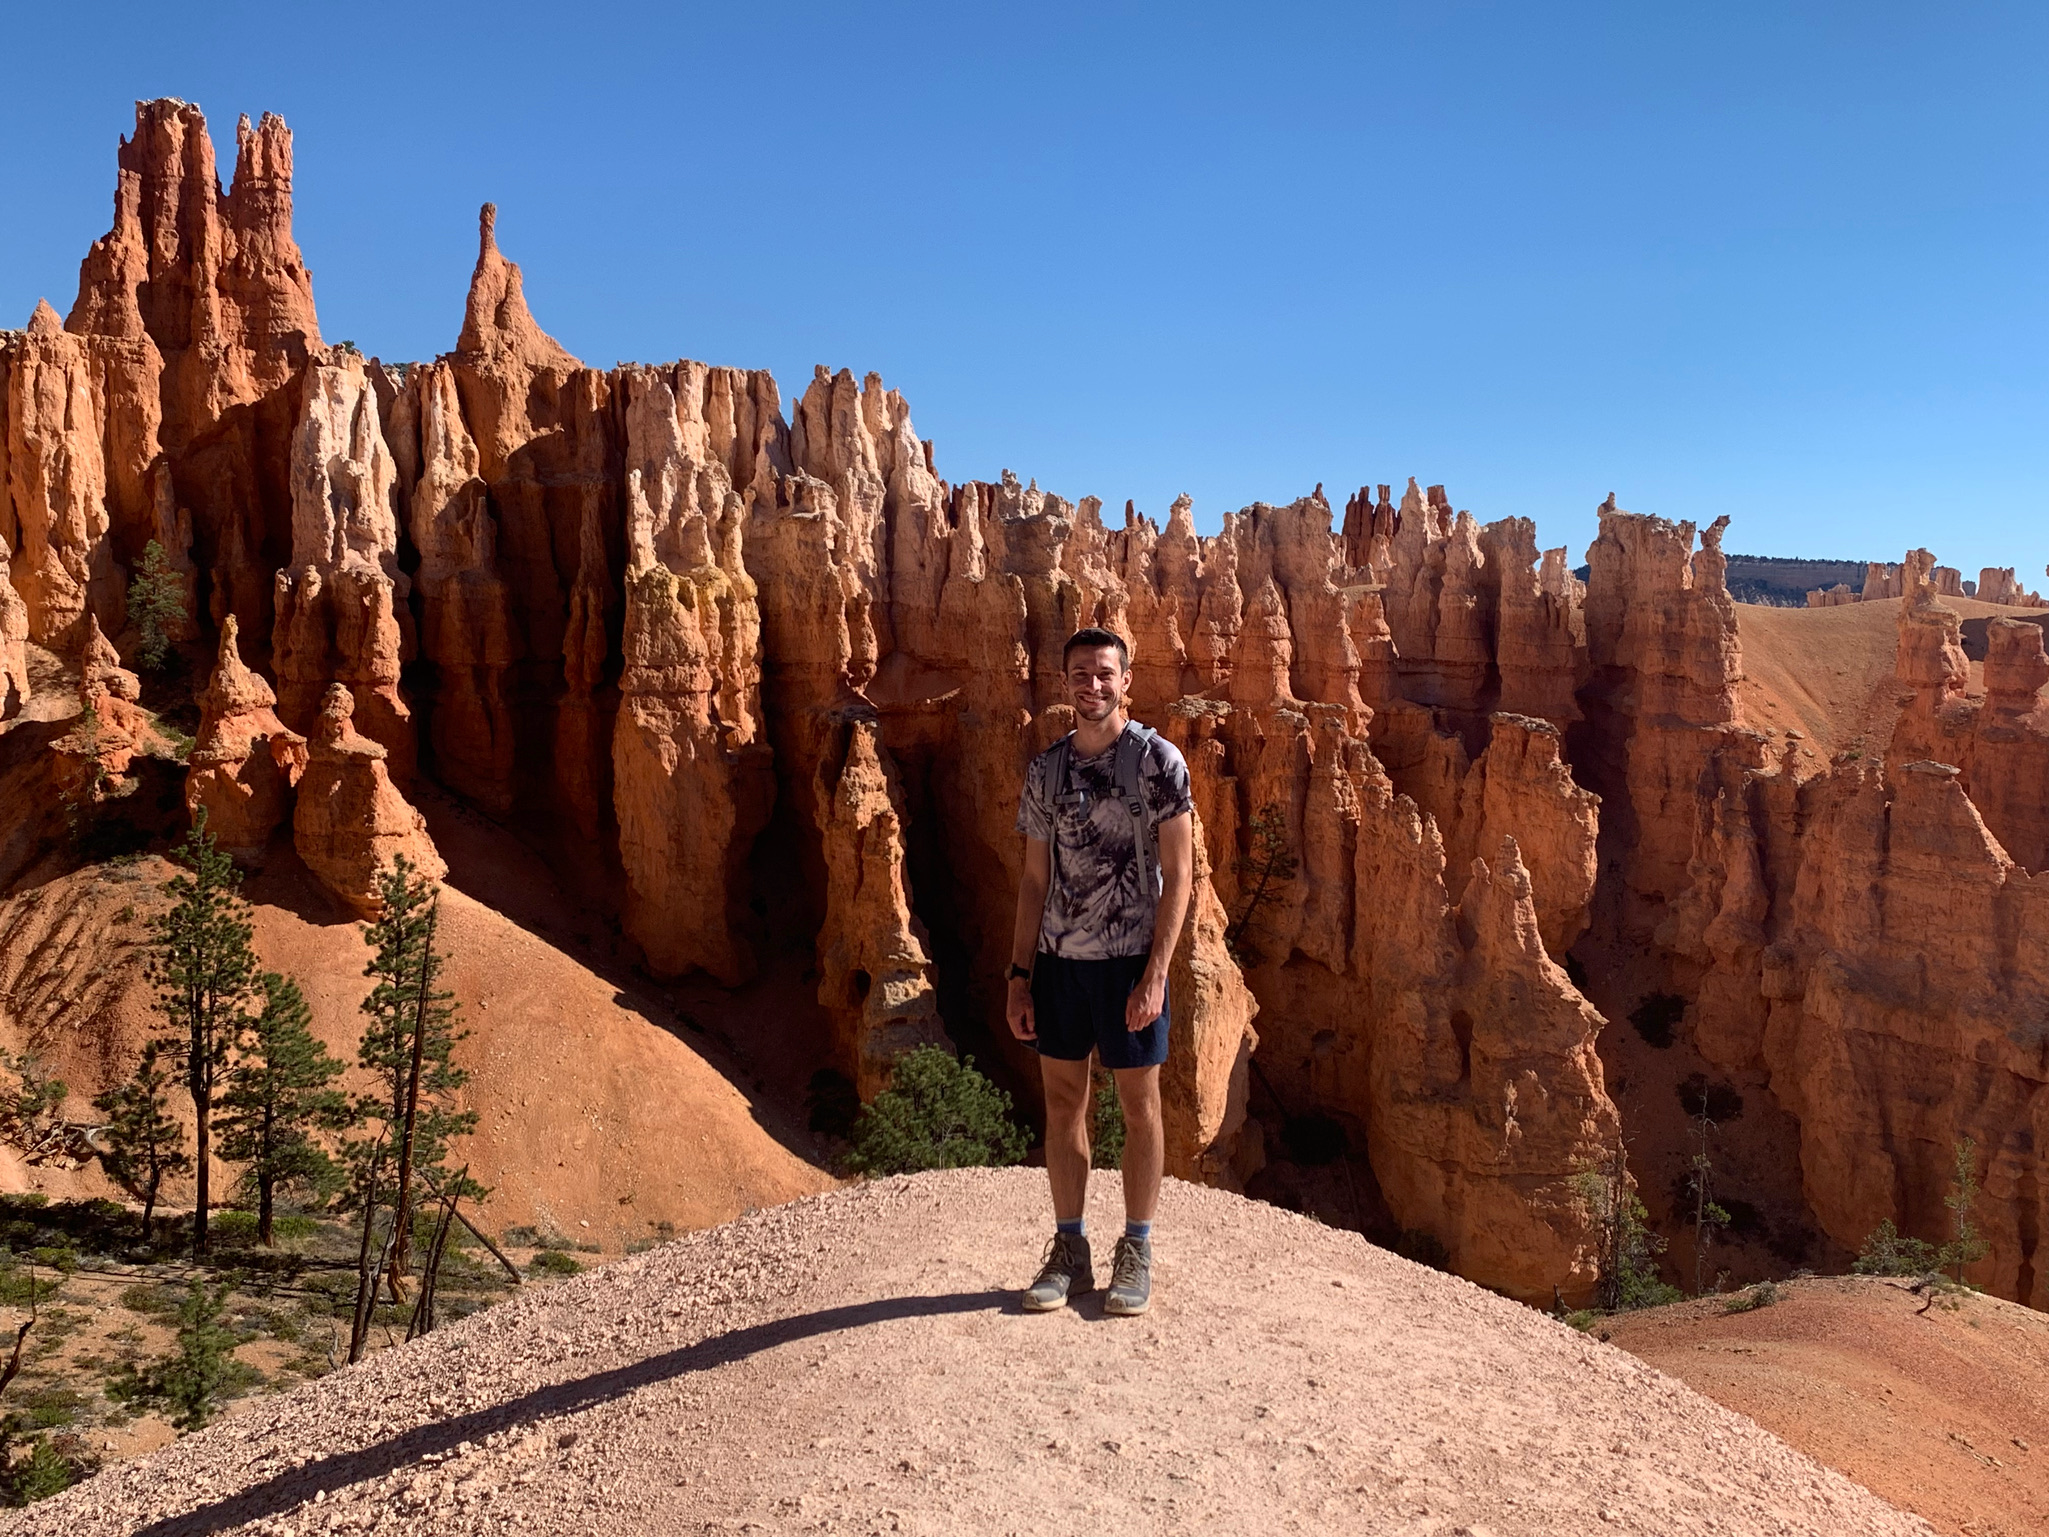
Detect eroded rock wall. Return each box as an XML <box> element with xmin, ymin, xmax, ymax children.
<box><xmin>16</xmin><ymin>100</ymin><xmax>2049</xmax><ymax>1309</ymax></box>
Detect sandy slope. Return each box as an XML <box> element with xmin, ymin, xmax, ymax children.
<box><xmin>1733</xmin><ymin>595</ymin><xmax>2024</xmax><ymax>758</ymax></box>
<box><xmin>0</xmin><ymin>842</ymin><xmax>830</xmax><ymax>1247</ymax></box>
<box><xmin>1606</xmin><ymin>1276</ymin><xmax>2049</xmax><ymax>1537</ymax></box>
<box><xmin>17</xmin><ymin>1170</ymin><xmax>1931</xmax><ymax>1537</ymax></box>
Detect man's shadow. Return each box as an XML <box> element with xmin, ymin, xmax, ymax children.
<box><xmin>133</xmin><ymin>1289</ymin><xmax>1019</xmax><ymax>1537</ymax></box>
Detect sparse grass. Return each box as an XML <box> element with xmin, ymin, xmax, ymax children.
<box><xmin>1722</xmin><ymin>1280</ymin><xmax>1779</xmax><ymax>1314</ymax></box>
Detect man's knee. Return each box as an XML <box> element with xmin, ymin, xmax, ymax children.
<box><xmin>1113</xmin><ymin>1067</ymin><xmax>1162</xmax><ymax>1129</ymax></box>
<box><xmin>1041</xmin><ymin>1060</ymin><xmax>1093</xmax><ymax>1126</ymax></box>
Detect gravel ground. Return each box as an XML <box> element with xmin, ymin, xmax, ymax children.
<box><xmin>9</xmin><ymin>1169</ymin><xmax>1933</xmax><ymax>1537</ymax></box>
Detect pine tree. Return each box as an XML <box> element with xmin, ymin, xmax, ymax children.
<box><xmin>357</xmin><ymin>856</ymin><xmax>475</xmax><ymax>1300</ymax></box>
<box><xmin>92</xmin><ymin>1040</ymin><xmax>191</xmax><ymax>1240</ymax></box>
<box><xmin>147</xmin><ymin>810</ymin><xmax>260</xmax><ymax>1257</ymax></box>
<box><xmin>218</xmin><ymin>973</ymin><xmax>350</xmax><ymax>1246</ymax></box>
<box><xmin>160</xmin><ymin>1279</ymin><xmax>237</xmax><ymax>1431</ymax></box>
<box><xmin>1941</xmin><ymin>1136</ymin><xmax>1990</xmax><ymax>1284</ymax></box>
<box><xmin>1226</xmin><ymin>802</ymin><xmax>1299</xmax><ymax>962</ymax></box>
<box><xmin>126</xmin><ymin>539</ymin><xmax>187</xmax><ymax>673</ymax></box>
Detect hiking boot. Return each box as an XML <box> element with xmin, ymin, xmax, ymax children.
<box><xmin>1103</xmin><ymin>1234</ymin><xmax>1153</xmax><ymax>1316</ymax></box>
<box><xmin>1023</xmin><ymin>1231</ymin><xmax>1093</xmax><ymax>1312</ymax></box>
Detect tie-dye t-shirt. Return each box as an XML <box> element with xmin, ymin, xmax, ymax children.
<box><xmin>1015</xmin><ymin>724</ymin><xmax>1194</xmax><ymax>960</ymax></box>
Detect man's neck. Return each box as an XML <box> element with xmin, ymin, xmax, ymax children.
<box><xmin>1072</xmin><ymin>708</ymin><xmax>1128</xmax><ymax>758</ymax></box>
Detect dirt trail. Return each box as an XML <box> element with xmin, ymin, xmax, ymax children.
<box><xmin>16</xmin><ymin>1169</ymin><xmax>1931</xmax><ymax>1536</ymax></box>
<box><xmin>1606</xmin><ymin>1275</ymin><xmax>2049</xmax><ymax>1537</ymax></box>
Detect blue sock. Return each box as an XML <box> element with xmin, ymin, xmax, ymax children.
<box><xmin>1056</xmin><ymin>1218</ymin><xmax>1086</xmax><ymax>1238</ymax></box>
<box><xmin>1125</xmin><ymin>1220</ymin><xmax>1152</xmax><ymax>1242</ymax></box>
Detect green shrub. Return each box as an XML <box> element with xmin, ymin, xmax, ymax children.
<box><xmin>1563</xmin><ymin>1309</ymin><xmax>1601</xmax><ymax>1333</ymax></box>
<box><xmin>1852</xmin><ymin>1219</ymin><xmax>1940</xmax><ymax>1277</ymax></box>
<box><xmin>1627</xmin><ymin>993</ymin><xmax>1685</xmax><ymax>1049</ymax></box>
<box><xmin>12</xmin><ymin>1386</ymin><xmax>82</xmax><ymax>1430</ymax></box>
<box><xmin>209</xmin><ymin>1211</ymin><xmax>259</xmax><ymax>1244</ymax></box>
<box><xmin>845</xmin><ymin>1048</ymin><xmax>1028</xmax><ymax>1176</ymax></box>
<box><xmin>1722</xmin><ymin>1280</ymin><xmax>1779</xmax><ymax>1314</ymax></box>
<box><xmin>1090</xmin><ymin>1072</ymin><xmax>1125</xmax><ymax>1170</ymax></box>
<box><xmin>528</xmin><ymin>1250</ymin><xmax>582</xmax><ymax>1276</ymax></box>
<box><xmin>3</xmin><ymin>1435</ymin><xmax>78</xmax><ymax>1505</ymax></box>
<box><xmin>119</xmin><ymin>1283</ymin><xmax>184</xmax><ymax>1316</ymax></box>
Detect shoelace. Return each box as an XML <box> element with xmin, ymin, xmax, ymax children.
<box><xmin>1110</xmin><ymin>1238</ymin><xmax>1147</xmax><ymax>1289</ymax></box>
<box><xmin>1038</xmin><ymin>1234</ymin><xmax>1083</xmax><ymax>1279</ymax></box>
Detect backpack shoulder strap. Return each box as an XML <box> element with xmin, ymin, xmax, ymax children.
<box><xmin>1114</xmin><ymin>722</ymin><xmax>1161</xmax><ymax>898</ymax></box>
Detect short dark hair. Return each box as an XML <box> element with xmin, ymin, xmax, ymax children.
<box><xmin>1062</xmin><ymin>627</ymin><xmax>1130</xmax><ymax>670</ymax></box>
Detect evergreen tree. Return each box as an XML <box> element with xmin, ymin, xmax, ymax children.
<box><xmin>357</xmin><ymin>856</ymin><xmax>475</xmax><ymax>1298</ymax></box>
<box><xmin>1226</xmin><ymin>802</ymin><xmax>1300</xmax><ymax>962</ymax></box>
<box><xmin>160</xmin><ymin>1279</ymin><xmax>238</xmax><ymax>1431</ymax></box>
<box><xmin>1573</xmin><ymin>1141</ymin><xmax>1681</xmax><ymax>1312</ymax></box>
<box><xmin>218</xmin><ymin>973</ymin><xmax>350</xmax><ymax>1245</ymax></box>
<box><xmin>92</xmin><ymin>1040</ymin><xmax>191</xmax><ymax>1240</ymax></box>
<box><xmin>147</xmin><ymin>811</ymin><xmax>260</xmax><ymax>1257</ymax></box>
<box><xmin>126</xmin><ymin>539</ymin><xmax>187</xmax><ymax>673</ymax></box>
<box><xmin>1941</xmin><ymin>1136</ymin><xmax>1990</xmax><ymax>1284</ymax></box>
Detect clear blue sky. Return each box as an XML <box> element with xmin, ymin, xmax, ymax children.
<box><xmin>3</xmin><ymin>2</ymin><xmax>2043</xmax><ymax>577</ymax></box>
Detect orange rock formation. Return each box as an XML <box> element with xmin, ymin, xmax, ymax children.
<box><xmin>8</xmin><ymin>101</ymin><xmax>2049</xmax><ymax>1309</ymax></box>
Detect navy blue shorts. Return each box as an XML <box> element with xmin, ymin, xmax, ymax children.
<box><xmin>1030</xmin><ymin>952</ymin><xmax>1170</xmax><ymax>1070</ymax></box>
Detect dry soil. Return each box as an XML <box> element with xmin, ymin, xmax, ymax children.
<box><xmin>13</xmin><ymin>1169</ymin><xmax>1933</xmax><ymax>1537</ymax></box>
<box><xmin>1606</xmin><ymin>1275</ymin><xmax>2049</xmax><ymax>1537</ymax></box>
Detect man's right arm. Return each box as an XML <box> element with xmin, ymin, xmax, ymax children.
<box><xmin>1007</xmin><ymin>836</ymin><xmax>1051</xmax><ymax>1041</ymax></box>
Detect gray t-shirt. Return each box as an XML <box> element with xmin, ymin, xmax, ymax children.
<box><xmin>1016</xmin><ymin>724</ymin><xmax>1194</xmax><ymax>960</ymax></box>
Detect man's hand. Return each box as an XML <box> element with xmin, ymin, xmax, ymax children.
<box><xmin>1007</xmin><ymin>977</ymin><xmax>1037</xmax><ymax>1041</ymax></box>
<box><xmin>1125</xmin><ymin>966</ymin><xmax>1167</xmax><ymax>1033</ymax></box>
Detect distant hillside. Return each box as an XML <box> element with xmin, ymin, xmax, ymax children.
<box><xmin>1723</xmin><ymin>555</ymin><xmax>1872</xmax><ymax>607</ymax></box>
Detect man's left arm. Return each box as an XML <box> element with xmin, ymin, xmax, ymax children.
<box><xmin>1127</xmin><ymin>812</ymin><xmax>1194</xmax><ymax>1032</ymax></box>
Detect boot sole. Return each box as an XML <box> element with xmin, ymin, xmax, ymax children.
<box><xmin>1021</xmin><ymin>1277</ymin><xmax>1094</xmax><ymax>1312</ymax></box>
<box><xmin>1103</xmin><ymin>1292</ymin><xmax>1150</xmax><ymax>1316</ymax></box>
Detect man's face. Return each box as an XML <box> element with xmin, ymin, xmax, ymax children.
<box><xmin>1064</xmin><ymin>645</ymin><xmax>1130</xmax><ymax>722</ymax></box>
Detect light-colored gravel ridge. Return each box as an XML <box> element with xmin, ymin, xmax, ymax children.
<box><xmin>10</xmin><ymin>1168</ymin><xmax>1933</xmax><ymax>1536</ymax></box>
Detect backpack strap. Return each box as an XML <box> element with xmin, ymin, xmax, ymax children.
<box><xmin>1042</xmin><ymin>732</ymin><xmax>1076</xmax><ymax>923</ymax></box>
<box><xmin>1114</xmin><ymin>721</ymin><xmax>1161</xmax><ymax>899</ymax></box>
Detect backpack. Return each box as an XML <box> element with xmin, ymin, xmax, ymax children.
<box><xmin>1046</xmin><ymin>720</ymin><xmax>1162</xmax><ymax>899</ymax></box>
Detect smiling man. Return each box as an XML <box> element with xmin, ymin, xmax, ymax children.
<box><xmin>1008</xmin><ymin>627</ymin><xmax>1194</xmax><ymax>1316</ymax></box>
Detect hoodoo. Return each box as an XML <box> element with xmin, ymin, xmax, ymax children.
<box><xmin>4</xmin><ymin>99</ymin><xmax>2049</xmax><ymax>1314</ymax></box>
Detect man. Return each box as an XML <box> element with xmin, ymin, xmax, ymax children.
<box><xmin>1008</xmin><ymin>626</ymin><xmax>1193</xmax><ymax>1316</ymax></box>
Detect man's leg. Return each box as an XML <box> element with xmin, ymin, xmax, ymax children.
<box><xmin>1023</xmin><ymin>1054</ymin><xmax>1097</xmax><ymax>1312</ymax></box>
<box><xmin>1103</xmin><ymin>1063</ymin><xmax>1162</xmax><ymax>1316</ymax></box>
<box><xmin>1112</xmin><ymin>1064</ymin><xmax>1163</xmax><ymax>1224</ymax></box>
<box><xmin>1040</xmin><ymin>1055</ymin><xmax>1094</xmax><ymax>1222</ymax></box>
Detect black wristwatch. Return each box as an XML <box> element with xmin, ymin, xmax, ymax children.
<box><xmin>1006</xmin><ymin>963</ymin><xmax>1033</xmax><ymax>982</ymax></box>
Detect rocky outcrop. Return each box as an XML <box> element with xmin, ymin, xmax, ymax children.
<box><xmin>185</xmin><ymin>615</ymin><xmax>305</xmax><ymax>858</ymax></box>
<box><xmin>3</xmin><ymin>301</ymin><xmax>123</xmax><ymax>646</ymax></box>
<box><xmin>292</xmin><ymin>684</ymin><xmax>442</xmax><ymax>915</ymax></box>
<box><xmin>1761</xmin><ymin>759</ymin><xmax>2049</xmax><ymax>1308</ymax></box>
<box><xmin>64</xmin><ymin>99</ymin><xmax>320</xmax><ymax>643</ymax></box>
<box><xmin>611</xmin><ymin>369</ymin><xmax>775</xmax><ymax>984</ymax></box>
<box><xmin>31</xmin><ymin>101</ymin><xmax>2049</xmax><ymax>1310</ymax></box>
<box><xmin>1807</xmin><ymin>583</ymin><xmax>1855</xmax><ymax>607</ymax></box>
<box><xmin>271</xmin><ymin>355</ymin><xmax>414</xmax><ymax>775</ymax></box>
<box><xmin>1978</xmin><ymin>567</ymin><xmax>2045</xmax><ymax>608</ymax></box>
<box><xmin>815</xmin><ymin>718</ymin><xmax>944</xmax><ymax>1097</ymax></box>
<box><xmin>0</xmin><ymin>543</ymin><xmax>28</xmax><ymax>719</ymax></box>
